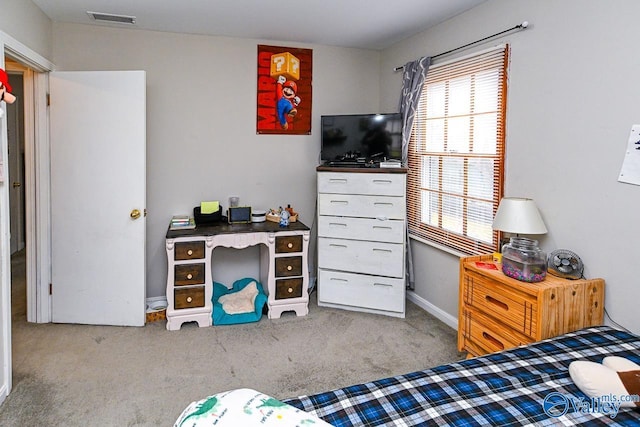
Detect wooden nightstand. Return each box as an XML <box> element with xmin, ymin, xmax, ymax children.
<box><xmin>458</xmin><ymin>254</ymin><xmax>605</xmax><ymax>357</ymax></box>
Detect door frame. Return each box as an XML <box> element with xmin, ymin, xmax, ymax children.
<box><xmin>5</xmin><ymin>67</ymin><xmax>24</xmax><ymax>255</ymax></box>
<box><xmin>2</xmin><ymin>39</ymin><xmax>52</xmax><ymax>324</ymax></box>
<box><xmin>0</xmin><ymin>30</ymin><xmax>53</xmax><ymax>404</ymax></box>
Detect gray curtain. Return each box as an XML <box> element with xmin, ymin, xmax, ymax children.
<box><xmin>399</xmin><ymin>56</ymin><xmax>431</xmax><ymax>290</ymax></box>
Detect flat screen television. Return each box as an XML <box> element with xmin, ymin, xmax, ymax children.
<box><xmin>320</xmin><ymin>113</ymin><xmax>402</xmax><ymax>163</ymax></box>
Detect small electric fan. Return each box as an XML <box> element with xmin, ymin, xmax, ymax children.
<box><xmin>547</xmin><ymin>249</ymin><xmax>584</xmax><ymax>280</ymax></box>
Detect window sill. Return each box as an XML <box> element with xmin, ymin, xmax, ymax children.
<box><xmin>408</xmin><ymin>233</ymin><xmax>469</xmax><ymax>258</ymax></box>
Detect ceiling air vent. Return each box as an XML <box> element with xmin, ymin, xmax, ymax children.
<box><xmin>87</xmin><ymin>11</ymin><xmax>136</xmax><ymax>25</ymax></box>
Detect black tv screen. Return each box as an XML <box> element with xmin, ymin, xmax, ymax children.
<box><xmin>321</xmin><ymin>113</ymin><xmax>402</xmax><ymax>163</ymax></box>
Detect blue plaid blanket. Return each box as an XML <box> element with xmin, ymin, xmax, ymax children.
<box><xmin>284</xmin><ymin>326</ymin><xmax>640</xmax><ymax>426</ymax></box>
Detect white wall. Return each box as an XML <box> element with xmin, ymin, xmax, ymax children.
<box><xmin>51</xmin><ymin>23</ymin><xmax>382</xmax><ymax>296</ymax></box>
<box><xmin>0</xmin><ymin>0</ymin><xmax>52</xmax><ymax>60</ymax></box>
<box><xmin>380</xmin><ymin>0</ymin><xmax>640</xmax><ymax>334</ymax></box>
<box><xmin>5</xmin><ymin>0</ymin><xmax>637</xmax><ymax>337</ymax></box>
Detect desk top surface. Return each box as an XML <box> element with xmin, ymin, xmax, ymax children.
<box><xmin>166</xmin><ymin>220</ymin><xmax>309</xmax><ymax>239</ymax></box>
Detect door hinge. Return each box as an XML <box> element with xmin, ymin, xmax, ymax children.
<box><xmin>46</xmin><ymin>93</ymin><xmax>50</xmax><ymax>106</ymax></box>
<box><xmin>49</xmin><ymin>283</ymin><xmax>52</xmax><ymax>295</ymax></box>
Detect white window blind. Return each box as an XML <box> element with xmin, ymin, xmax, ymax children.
<box><xmin>407</xmin><ymin>44</ymin><xmax>508</xmax><ymax>255</ymax></box>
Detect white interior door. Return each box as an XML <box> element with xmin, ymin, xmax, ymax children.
<box><xmin>50</xmin><ymin>71</ymin><xmax>146</xmax><ymax>326</ymax></box>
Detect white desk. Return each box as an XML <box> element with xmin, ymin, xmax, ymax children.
<box><xmin>165</xmin><ymin>221</ymin><xmax>310</xmax><ymax>331</ymax></box>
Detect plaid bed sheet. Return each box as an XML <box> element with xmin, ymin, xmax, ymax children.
<box><xmin>284</xmin><ymin>326</ymin><xmax>640</xmax><ymax>426</ymax></box>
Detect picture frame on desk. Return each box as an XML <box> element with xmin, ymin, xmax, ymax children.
<box><xmin>228</xmin><ymin>206</ymin><xmax>252</xmax><ymax>224</ymax></box>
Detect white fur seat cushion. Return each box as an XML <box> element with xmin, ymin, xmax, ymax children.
<box><xmin>217</xmin><ymin>281</ymin><xmax>258</xmax><ymax>314</ymax></box>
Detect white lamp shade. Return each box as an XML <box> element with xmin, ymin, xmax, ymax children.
<box><xmin>492</xmin><ymin>197</ymin><xmax>548</xmax><ymax>234</ymax></box>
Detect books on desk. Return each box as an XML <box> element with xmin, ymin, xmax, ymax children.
<box><xmin>379</xmin><ymin>160</ymin><xmax>403</xmax><ymax>168</ymax></box>
<box><xmin>170</xmin><ymin>215</ymin><xmax>196</xmax><ymax>230</ymax></box>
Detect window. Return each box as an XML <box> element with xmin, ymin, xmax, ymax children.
<box><xmin>407</xmin><ymin>45</ymin><xmax>508</xmax><ymax>254</ymax></box>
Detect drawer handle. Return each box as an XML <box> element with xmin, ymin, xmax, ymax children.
<box><xmin>486</xmin><ymin>295</ymin><xmax>509</xmax><ymax>311</ymax></box>
<box><xmin>329</xmin><ymin>178</ymin><xmax>348</xmax><ymax>183</ymax></box>
<box><xmin>186</xmin><ymin>296</ymin><xmax>193</xmax><ymax>303</ymax></box>
<box><xmin>482</xmin><ymin>332</ymin><xmax>504</xmax><ymax>350</ymax></box>
<box><xmin>287</xmin><ymin>265</ymin><xmax>293</xmax><ymax>271</ymax></box>
<box><xmin>373</xmin><ymin>179</ymin><xmax>392</xmax><ymax>184</ymax></box>
<box><xmin>187</xmin><ymin>249</ymin><xmax>193</xmax><ymax>256</ymax></box>
<box><xmin>187</xmin><ymin>273</ymin><xmax>193</xmax><ymax>280</ymax></box>
<box><xmin>373</xmin><ymin>282</ymin><xmax>392</xmax><ymax>287</ymax></box>
<box><xmin>372</xmin><ymin>225</ymin><xmax>392</xmax><ymax>230</ymax></box>
<box><xmin>288</xmin><ymin>287</ymin><xmax>294</xmax><ymax>293</ymax></box>
<box><xmin>287</xmin><ymin>242</ymin><xmax>293</xmax><ymax>248</ymax></box>
<box><xmin>330</xmin><ymin>200</ymin><xmax>348</xmax><ymax>205</ymax></box>
<box><xmin>330</xmin><ymin>277</ymin><xmax>348</xmax><ymax>282</ymax></box>
<box><xmin>330</xmin><ymin>244</ymin><xmax>348</xmax><ymax>248</ymax></box>
<box><xmin>329</xmin><ymin>222</ymin><xmax>347</xmax><ymax>227</ymax></box>
<box><xmin>373</xmin><ymin>248</ymin><xmax>392</xmax><ymax>253</ymax></box>
<box><xmin>374</xmin><ymin>202</ymin><xmax>394</xmax><ymax>207</ymax></box>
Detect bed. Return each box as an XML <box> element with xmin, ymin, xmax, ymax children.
<box><xmin>175</xmin><ymin>325</ymin><xmax>640</xmax><ymax>426</ymax></box>
<box><xmin>283</xmin><ymin>326</ymin><xmax>640</xmax><ymax>426</ymax></box>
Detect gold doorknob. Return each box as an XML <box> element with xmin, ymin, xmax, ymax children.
<box><xmin>130</xmin><ymin>209</ymin><xmax>141</xmax><ymax>219</ymax></box>
<box><xmin>12</xmin><ymin>182</ymin><xmax>21</xmax><ymax>188</ymax></box>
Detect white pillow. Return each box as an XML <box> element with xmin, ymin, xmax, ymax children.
<box><xmin>602</xmin><ymin>356</ymin><xmax>640</xmax><ymax>372</ymax></box>
<box><xmin>569</xmin><ymin>361</ymin><xmax>637</xmax><ymax>408</ymax></box>
<box><xmin>174</xmin><ymin>388</ymin><xmax>331</xmax><ymax>427</ymax></box>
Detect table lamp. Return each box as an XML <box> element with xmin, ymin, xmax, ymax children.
<box><xmin>492</xmin><ymin>197</ymin><xmax>547</xmax><ymax>235</ymax></box>
<box><xmin>492</xmin><ymin>197</ymin><xmax>548</xmax><ymax>282</ymax></box>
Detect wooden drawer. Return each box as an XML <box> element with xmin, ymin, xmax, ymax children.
<box><xmin>275</xmin><ymin>235</ymin><xmax>303</xmax><ymax>253</ymax></box>
<box><xmin>275</xmin><ymin>278</ymin><xmax>303</xmax><ymax>299</ymax></box>
<box><xmin>174</xmin><ymin>241</ymin><xmax>205</xmax><ymax>260</ymax></box>
<box><xmin>460</xmin><ymin>307</ymin><xmax>533</xmax><ymax>355</ymax></box>
<box><xmin>174</xmin><ymin>287</ymin><xmax>205</xmax><ymax>309</ymax></box>
<box><xmin>318</xmin><ymin>216</ymin><xmax>404</xmax><ymax>243</ymax></box>
<box><xmin>318</xmin><ymin>172</ymin><xmax>406</xmax><ymax>196</ymax></box>
<box><xmin>462</xmin><ymin>270</ymin><xmax>538</xmax><ymax>338</ymax></box>
<box><xmin>458</xmin><ymin>255</ymin><xmax>606</xmax><ymax>357</ymax></box>
<box><xmin>318</xmin><ymin>269</ymin><xmax>405</xmax><ymax>313</ymax></box>
<box><xmin>318</xmin><ymin>193</ymin><xmax>405</xmax><ymax>220</ymax></box>
<box><xmin>174</xmin><ymin>263</ymin><xmax>205</xmax><ymax>286</ymax></box>
<box><xmin>318</xmin><ymin>237</ymin><xmax>404</xmax><ymax>278</ymax></box>
<box><xmin>275</xmin><ymin>256</ymin><xmax>302</xmax><ymax>277</ymax></box>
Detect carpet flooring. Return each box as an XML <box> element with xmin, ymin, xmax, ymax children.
<box><xmin>0</xmin><ymin>250</ymin><xmax>463</xmax><ymax>426</ymax></box>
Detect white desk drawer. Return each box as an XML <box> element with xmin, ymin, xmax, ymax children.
<box><xmin>318</xmin><ymin>193</ymin><xmax>405</xmax><ymax>219</ymax></box>
<box><xmin>318</xmin><ymin>216</ymin><xmax>404</xmax><ymax>243</ymax></box>
<box><xmin>318</xmin><ymin>237</ymin><xmax>404</xmax><ymax>278</ymax></box>
<box><xmin>318</xmin><ymin>172</ymin><xmax>405</xmax><ymax>196</ymax></box>
<box><xmin>318</xmin><ymin>269</ymin><xmax>405</xmax><ymax>313</ymax></box>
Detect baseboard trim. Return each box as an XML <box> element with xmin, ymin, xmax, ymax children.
<box><xmin>407</xmin><ymin>291</ymin><xmax>458</xmax><ymax>331</ymax></box>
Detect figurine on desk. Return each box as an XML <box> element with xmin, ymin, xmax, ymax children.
<box><xmin>279</xmin><ymin>208</ymin><xmax>290</xmax><ymax>227</ymax></box>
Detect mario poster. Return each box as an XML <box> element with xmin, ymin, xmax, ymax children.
<box><xmin>256</xmin><ymin>45</ymin><xmax>312</xmax><ymax>135</ymax></box>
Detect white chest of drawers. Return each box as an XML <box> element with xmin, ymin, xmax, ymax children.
<box><xmin>316</xmin><ymin>167</ymin><xmax>407</xmax><ymax>318</ymax></box>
